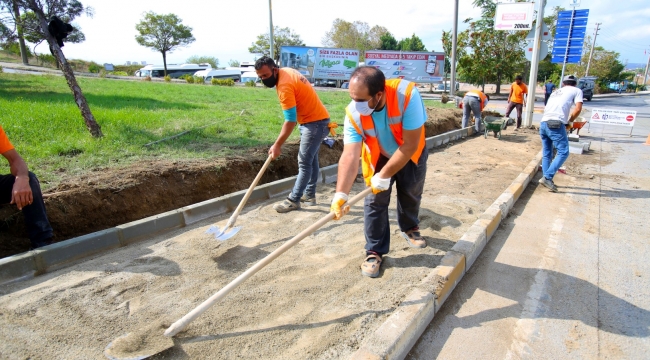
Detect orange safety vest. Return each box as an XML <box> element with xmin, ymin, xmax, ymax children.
<box><xmin>345</xmin><ymin>79</ymin><xmax>426</xmax><ymax>186</ymax></box>
<box><xmin>466</xmin><ymin>89</ymin><xmax>488</xmax><ymax>111</ymax></box>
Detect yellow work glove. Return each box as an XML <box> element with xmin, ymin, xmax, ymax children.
<box><xmin>328</xmin><ymin>122</ymin><xmax>338</xmax><ymax>136</ymax></box>
<box><xmin>370</xmin><ymin>174</ymin><xmax>391</xmax><ymax>194</ymax></box>
<box><xmin>330</xmin><ymin>192</ymin><xmax>350</xmax><ymax>220</ymax></box>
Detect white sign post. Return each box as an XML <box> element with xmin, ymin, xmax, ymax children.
<box><xmin>590</xmin><ymin>108</ymin><xmax>637</xmax><ymax>136</ymax></box>
<box><xmin>494</xmin><ymin>2</ymin><xmax>535</xmax><ymax>30</ymax></box>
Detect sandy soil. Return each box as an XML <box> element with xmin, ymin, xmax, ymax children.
<box><xmin>0</xmin><ymin>126</ymin><xmax>541</xmax><ymax>359</ymax></box>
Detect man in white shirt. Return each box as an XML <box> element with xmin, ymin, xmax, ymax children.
<box><xmin>538</xmin><ymin>75</ymin><xmax>583</xmax><ymax>192</ymax></box>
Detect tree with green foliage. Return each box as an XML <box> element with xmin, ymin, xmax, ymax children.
<box><xmin>19</xmin><ymin>10</ymin><xmax>86</xmax><ymax>64</ymax></box>
<box><xmin>379</xmin><ymin>31</ymin><xmax>398</xmax><ymax>50</ymax></box>
<box><xmin>566</xmin><ymin>41</ymin><xmax>629</xmax><ymax>91</ymax></box>
<box><xmin>397</xmin><ymin>33</ymin><xmax>427</xmax><ymax>52</ymax></box>
<box><xmin>249</xmin><ymin>26</ymin><xmax>304</xmax><ymax>62</ymax></box>
<box><xmin>441</xmin><ymin>29</ymin><xmax>468</xmax><ymax>80</ymax></box>
<box><xmin>187</xmin><ymin>55</ymin><xmax>218</xmax><ymax>68</ymax></box>
<box><xmin>228</xmin><ymin>59</ymin><xmax>240</xmax><ymax>67</ymax></box>
<box><xmin>457</xmin><ymin>0</ymin><xmax>527</xmax><ymax>93</ymax></box>
<box><xmin>322</xmin><ymin>19</ymin><xmax>388</xmax><ymax>59</ymax></box>
<box><xmin>10</xmin><ymin>0</ymin><xmax>101</xmax><ymax>137</ymax></box>
<box><xmin>135</xmin><ymin>12</ymin><xmax>195</xmax><ymax>77</ymax></box>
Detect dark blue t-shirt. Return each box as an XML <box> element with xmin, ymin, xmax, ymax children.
<box><xmin>545</xmin><ymin>82</ymin><xmax>556</xmax><ymax>94</ymax></box>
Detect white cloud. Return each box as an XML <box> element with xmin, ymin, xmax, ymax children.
<box><xmin>50</xmin><ymin>0</ymin><xmax>649</xmax><ymax>66</ymax></box>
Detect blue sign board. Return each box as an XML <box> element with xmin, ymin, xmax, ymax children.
<box><xmin>552</xmin><ymin>9</ymin><xmax>590</xmax><ymax>64</ymax></box>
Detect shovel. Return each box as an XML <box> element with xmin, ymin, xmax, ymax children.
<box><xmin>104</xmin><ymin>188</ymin><xmax>372</xmax><ymax>359</ymax></box>
<box><xmin>206</xmin><ymin>154</ymin><xmax>273</xmax><ymax>241</ymax></box>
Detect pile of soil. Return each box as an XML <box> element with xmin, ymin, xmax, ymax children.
<box><xmin>0</xmin><ymin>128</ymin><xmax>542</xmax><ymax>359</ymax></box>
<box><xmin>0</xmin><ymin>107</ymin><xmax>464</xmax><ymax>258</ymax></box>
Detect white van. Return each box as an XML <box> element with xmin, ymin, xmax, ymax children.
<box><xmin>194</xmin><ymin>69</ymin><xmax>241</xmax><ymax>82</ymax></box>
<box><xmin>241</xmin><ymin>71</ymin><xmax>260</xmax><ymax>84</ymax></box>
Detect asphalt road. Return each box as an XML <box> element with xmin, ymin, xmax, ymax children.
<box><xmin>408</xmin><ymin>94</ymin><xmax>650</xmax><ymax>359</ymax></box>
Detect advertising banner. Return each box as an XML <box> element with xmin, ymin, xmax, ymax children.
<box><xmin>279</xmin><ymin>46</ymin><xmax>359</xmax><ymax>80</ymax></box>
<box><xmin>313</xmin><ymin>48</ymin><xmax>359</xmax><ymax>80</ymax></box>
<box><xmin>364</xmin><ymin>51</ymin><xmax>446</xmax><ymax>83</ymax></box>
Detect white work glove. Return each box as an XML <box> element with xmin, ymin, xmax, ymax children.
<box><xmin>330</xmin><ymin>192</ymin><xmax>350</xmax><ymax>220</ymax></box>
<box><xmin>370</xmin><ymin>174</ymin><xmax>391</xmax><ymax>194</ymax></box>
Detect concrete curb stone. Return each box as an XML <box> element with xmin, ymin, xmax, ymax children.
<box><xmin>350</xmin><ymin>151</ymin><xmax>542</xmax><ymax>360</ymax></box>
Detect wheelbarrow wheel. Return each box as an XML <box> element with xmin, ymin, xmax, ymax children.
<box><xmin>484</xmin><ymin>129</ymin><xmax>488</xmax><ymax>139</ymax></box>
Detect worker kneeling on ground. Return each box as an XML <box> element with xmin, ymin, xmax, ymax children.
<box><xmin>461</xmin><ymin>89</ymin><xmax>490</xmax><ymax>135</ymax></box>
<box><xmin>331</xmin><ymin>66</ymin><xmax>428</xmax><ymax>278</ymax></box>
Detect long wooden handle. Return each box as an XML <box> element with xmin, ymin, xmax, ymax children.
<box><xmin>164</xmin><ymin>187</ymin><xmax>373</xmax><ymax>337</ymax></box>
<box><xmin>224</xmin><ymin>155</ymin><xmax>273</xmax><ymax>229</ymax></box>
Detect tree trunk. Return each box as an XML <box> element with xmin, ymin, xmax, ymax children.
<box><xmin>34</xmin><ymin>12</ymin><xmax>102</xmax><ymax>137</ymax></box>
<box><xmin>162</xmin><ymin>51</ymin><xmax>167</xmax><ymax>77</ymax></box>
<box><xmin>12</xmin><ymin>1</ymin><xmax>29</xmax><ymax>65</ymax></box>
<box><xmin>495</xmin><ymin>71</ymin><xmax>501</xmax><ymax>94</ymax></box>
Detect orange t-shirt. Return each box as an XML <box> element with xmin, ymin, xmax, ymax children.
<box><xmin>509</xmin><ymin>82</ymin><xmax>528</xmax><ymax>104</ymax></box>
<box><xmin>276</xmin><ymin>68</ymin><xmax>329</xmax><ymax>124</ymax></box>
<box><xmin>0</xmin><ymin>126</ymin><xmax>15</xmax><ymax>154</ymax></box>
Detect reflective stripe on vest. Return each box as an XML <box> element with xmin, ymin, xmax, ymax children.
<box><xmin>345</xmin><ymin>79</ymin><xmax>426</xmax><ymax>186</ymax></box>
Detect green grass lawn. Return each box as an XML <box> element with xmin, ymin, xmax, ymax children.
<box><xmin>0</xmin><ymin>73</ymin><xmax>451</xmax><ymax>188</ymax></box>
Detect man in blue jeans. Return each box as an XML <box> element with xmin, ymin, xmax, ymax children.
<box><xmin>538</xmin><ymin>75</ymin><xmax>583</xmax><ymax>192</ymax></box>
<box><xmin>255</xmin><ymin>56</ymin><xmax>330</xmax><ymax>212</ymax></box>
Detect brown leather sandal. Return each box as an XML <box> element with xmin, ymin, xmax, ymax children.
<box><xmin>361</xmin><ymin>253</ymin><xmax>382</xmax><ymax>278</ymax></box>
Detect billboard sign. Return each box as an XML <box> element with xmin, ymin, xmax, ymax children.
<box><xmin>494</xmin><ymin>2</ymin><xmax>535</xmax><ymax>30</ymax></box>
<box><xmin>279</xmin><ymin>46</ymin><xmax>359</xmax><ymax>80</ymax></box>
<box><xmin>364</xmin><ymin>50</ymin><xmax>446</xmax><ymax>83</ymax></box>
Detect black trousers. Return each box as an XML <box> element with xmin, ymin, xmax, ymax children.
<box><xmin>364</xmin><ymin>150</ymin><xmax>428</xmax><ymax>256</ymax></box>
<box><xmin>544</xmin><ymin>93</ymin><xmax>552</xmax><ymax>105</ymax></box>
<box><xmin>0</xmin><ymin>172</ymin><xmax>53</xmax><ymax>247</ymax></box>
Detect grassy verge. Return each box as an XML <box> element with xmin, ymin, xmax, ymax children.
<box><xmin>0</xmin><ymin>73</ymin><xmax>453</xmax><ymax>188</ymax></box>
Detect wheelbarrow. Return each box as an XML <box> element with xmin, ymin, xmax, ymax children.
<box><xmin>482</xmin><ymin>116</ymin><xmax>508</xmax><ymax>139</ymax></box>
<box><xmin>569</xmin><ymin>117</ymin><xmax>588</xmax><ymax>135</ymax></box>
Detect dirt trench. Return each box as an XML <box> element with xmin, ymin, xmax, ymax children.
<box><xmin>0</xmin><ymin>108</ymin><xmax>466</xmax><ymax>258</ymax></box>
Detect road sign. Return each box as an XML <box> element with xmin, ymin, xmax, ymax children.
<box><xmin>569</xmin><ymin>0</ymin><xmax>581</xmax><ymax>6</ymax></box>
<box><xmin>525</xmin><ymin>42</ymin><xmax>548</xmax><ymax>61</ymax></box>
<box><xmin>552</xmin><ymin>9</ymin><xmax>590</xmax><ymax>64</ymax></box>
<box><xmin>526</xmin><ymin>23</ymin><xmax>552</xmax><ymax>41</ymax></box>
<box><xmin>552</xmin><ymin>55</ymin><xmax>581</xmax><ymax>63</ymax></box>
<box><xmin>591</xmin><ymin>109</ymin><xmax>637</xmax><ymax>127</ymax></box>
<box><xmin>494</xmin><ymin>2</ymin><xmax>535</xmax><ymax>30</ymax></box>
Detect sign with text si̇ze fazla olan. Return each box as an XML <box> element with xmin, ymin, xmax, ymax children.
<box><xmin>494</xmin><ymin>2</ymin><xmax>535</xmax><ymax>30</ymax></box>
<box><xmin>313</xmin><ymin>48</ymin><xmax>359</xmax><ymax>80</ymax></box>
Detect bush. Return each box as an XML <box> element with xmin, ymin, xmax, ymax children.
<box><xmin>2</xmin><ymin>42</ymin><xmax>33</xmax><ymax>58</ymax></box>
<box><xmin>0</xmin><ymin>65</ymin><xmax>3</xmax><ymax>73</ymax></box>
<box><xmin>88</xmin><ymin>63</ymin><xmax>102</xmax><ymax>73</ymax></box>
<box><xmin>164</xmin><ymin>75</ymin><xmax>171</xmax><ymax>82</ymax></box>
<box><xmin>37</xmin><ymin>54</ymin><xmax>57</xmax><ymax>67</ymax></box>
<box><xmin>194</xmin><ymin>76</ymin><xmax>204</xmax><ymax>84</ymax></box>
<box><xmin>185</xmin><ymin>75</ymin><xmax>195</xmax><ymax>84</ymax></box>
<box><xmin>211</xmin><ymin>78</ymin><xmax>235</xmax><ymax>86</ymax></box>
<box><xmin>143</xmin><ymin>76</ymin><xmax>152</xmax><ymax>82</ymax></box>
<box><xmin>113</xmin><ymin>65</ymin><xmax>142</xmax><ymax>76</ymax></box>
<box><xmin>109</xmin><ymin>71</ymin><xmax>129</xmax><ymax>76</ymax></box>
<box><xmin>245</xmin><ymin>80</ymin><xmax>256</xmax><ymax>87</ymax></box>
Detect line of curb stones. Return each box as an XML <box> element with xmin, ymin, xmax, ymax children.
<box><xmin>0</xmin><ymin>127</ymin><xmax>474</xmax><ymax>286</ymax></box>
<box><xmin>350</xmin><ymin>150</ymin><xmax>542</xmax><ymax>360</ymax></box>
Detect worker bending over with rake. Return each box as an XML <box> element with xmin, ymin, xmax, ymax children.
<box><xmin>331</xmin><ymin>66</ymin><xmax>428</xmax><ymax>278</ymax></box>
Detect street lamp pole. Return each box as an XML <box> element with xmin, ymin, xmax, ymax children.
<box><xmin>269</xmin><ymin>0</ymin><xmax>274</xmax><ymax>61</ymax></box>
<box><xmin>450</xmin><ymin>0</ymin><xmax>459</xmax><ymax>97</ymax></box>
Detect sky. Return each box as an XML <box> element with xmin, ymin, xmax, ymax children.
<box><xmin>49</xmin><ymin>0</ymin><xmax>650</xmax><ymax>69</ymax></box>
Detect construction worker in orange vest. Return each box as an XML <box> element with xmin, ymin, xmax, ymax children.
<box><xmin>330</xmin><ymin>66</ymin><xmax>428</xmax><ymax>278</ymax></box>
<box><xmin>462</xmin><ymin>89</ymin><xmax>490</xmax><ymax>135</ymax></box>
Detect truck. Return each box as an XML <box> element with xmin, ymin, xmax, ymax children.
<box><xmin>577</xmin><ymin>76</ymin><xmax>595</xmax><ymax>101</ymax></box>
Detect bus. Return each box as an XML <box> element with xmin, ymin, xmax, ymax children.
<box><xmin>134</xmin><ymin>63</ymin><xmax>211</xmax><ymax>78</ymax></box>
<box><xmin>194</xmin><ymin>69</ymin><xmax>241</xmax><ymax>82</ymax></box>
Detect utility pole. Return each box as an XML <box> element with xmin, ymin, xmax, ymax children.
<box><xmin>642</xmin><ymin>54</ymin><xmax>650</xmax><ymax>91</ymax></box>
<box><xmin>450</xmin><ymin>0</ymin><xmax>459</xmax><ymax>97</ymax></box>
<box><xmin>585</xmin><ymin>23</ymin><xmax>601</xmax><ymax>77</ymax></box>
<box><xmin>523</xmin><ymin>0</ymin><xmax>546</xmax><ymax>128</ymax></box>
<box><xmin>268</xmin><ymin>0</ymin><xmax>274</xmax><ymax>61</ymax></box>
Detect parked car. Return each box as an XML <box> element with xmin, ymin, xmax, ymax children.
<box><xmin>437</xmin><ymin>81</ymin><xmax>459</xmax><ymax>92</ymax></box>
<box><xmin>315</xmin><ymin>79</ymin><xmax>336</xmax><ymax>87</ymax></box>
<box><xmin>341</xmin><ymin>81</ymin><xmax>349</xmax><ymax>89</ymax></box>
<box><xmin>577</xmin><ymin>77</ymin><xmax>595</xmax><ymax>101</ymax></box>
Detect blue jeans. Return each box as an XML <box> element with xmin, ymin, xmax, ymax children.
<box><xmin>288</xmin><ymin>119</ymin><xmax>329</xmax><ymax>202</ymax></box>
<box><xmin>364</xmin><ymin>150</ymin><xmax>428</xmax><ymax>255</ymax></box>
<box><xmin>540</xmin><ymin>121</ymin><xmax>569</xmax><ymax>180</ymax></box>
<box><xmin>0</xmin><ymin>172</ymin><xmax>53</xmax><ymax>247</ymax></box>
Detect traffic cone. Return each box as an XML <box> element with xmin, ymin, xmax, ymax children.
<box><xmin>645</xmin><ymin>134</ymin><xmax>650</xmax><ymax>146</ymax></box>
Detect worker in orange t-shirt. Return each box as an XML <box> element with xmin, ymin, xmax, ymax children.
<box><xmin>0</xmin><ymin>126</ymin><xmax>53</xmax><ymax>248</ymax></box>
<box><xmin>506</xmin><ymin>75</ymin><xmax>528</xmax><ymax>129</ymax></box>
<box><xmin>255</xmin><ymin>56</ymin><xmax>330</xmax><ymax>213</ymax></box>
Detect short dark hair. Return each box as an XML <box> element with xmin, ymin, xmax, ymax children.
<box><xmin>350</xmin><ymin>66</ymin><xmax>385</xmax><ymax>96</ymax></box>
<box><xmin>515</xmin><ymin>75</ymin><xmax>523</xmax><ymax>81</ymax></box>
<box><xmin>485</xmin><ymin>94</ymin><xmax>490</xmax><ymax>101</ymax></box>
<box><xmin>254</xmin><ymin>56</ymin><xmax>277</xmax><ymax>70</ymax></box>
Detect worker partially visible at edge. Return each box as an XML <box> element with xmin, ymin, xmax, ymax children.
<box><xmin>254</xmin><ymin>56</ymin><xmax>331</xmax><ymax>213</ymax></box>
<box><xmin>538</xmin><ymin>75</ymin><xmax>583</xmax><ymax>193</ymax></box>
<box><xmin>0</xmin><ymin>125</ymin><xmax>54</xmax><ymax>248</ymax></box>
<box><xmin>330</xmin><ymin>66</ymin><xmax>428</xmax><ymax>278</ymax></box>
<box><xmin>505</xmin><ymin>75</ymin><xmax>528</xmax><ymax>129</ymax></box>
<box><xmin>461</xmin><ymin>89</ymin><xmax>490</xmax><ymax>135</ymax></box>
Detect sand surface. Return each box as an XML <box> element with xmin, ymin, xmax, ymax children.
<box><xmin>0</xmin><ymin>128</ymin><xmax>540</xmax><ymax>359</ymax></box>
